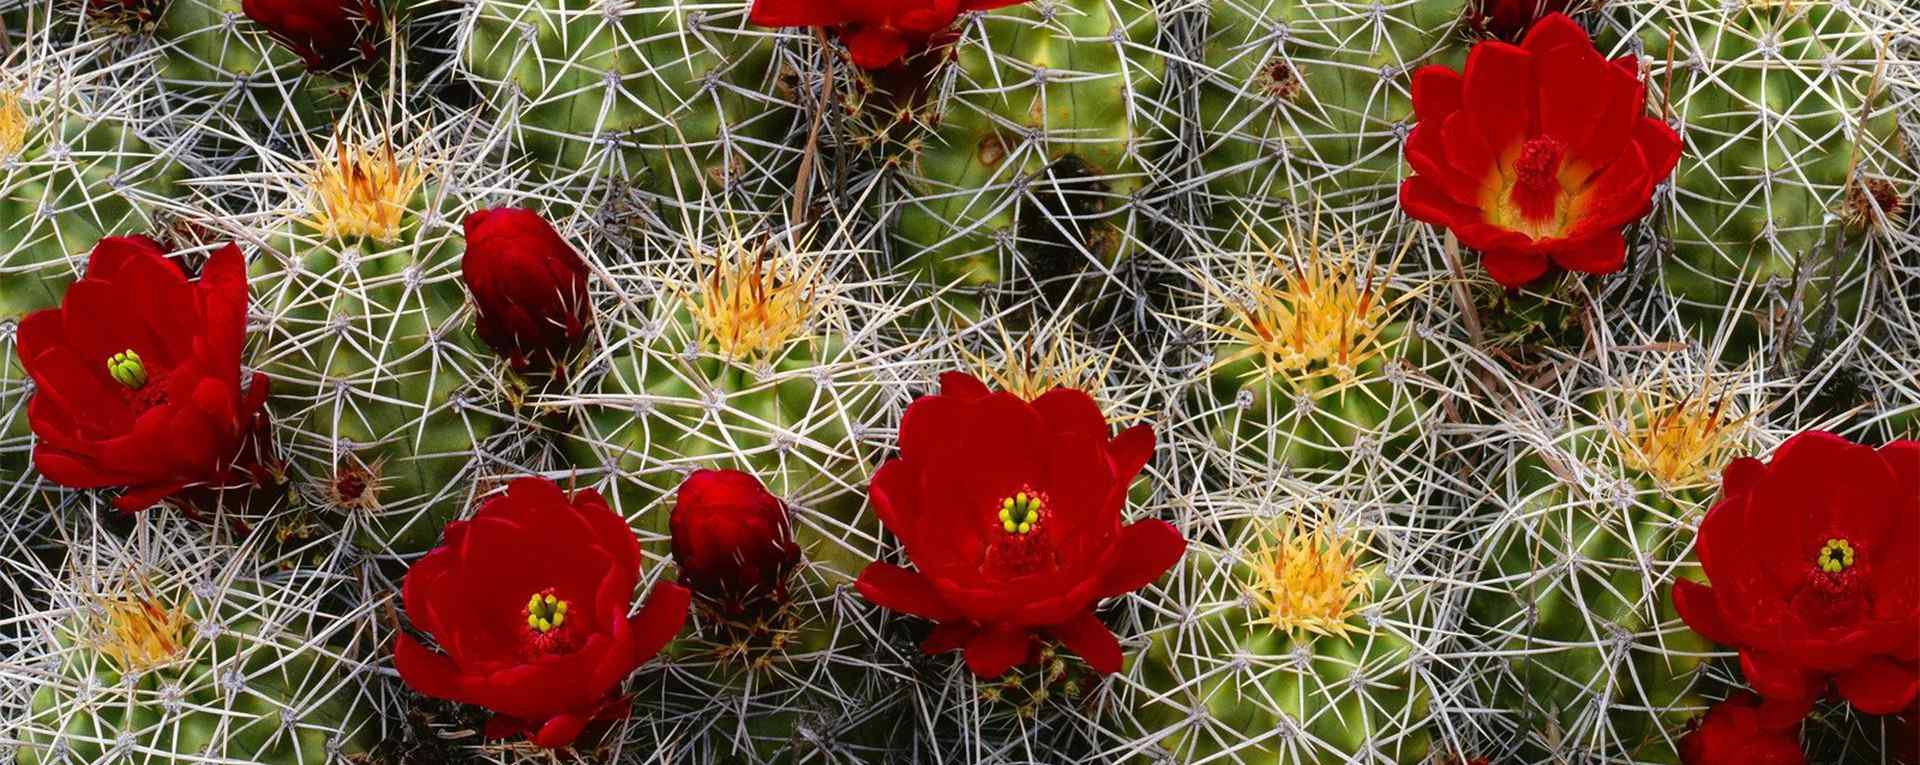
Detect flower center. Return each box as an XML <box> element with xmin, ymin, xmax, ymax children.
<box><xmin>1509</xmin><ymin>136</ymin><xmax>1567</xmax><ymax>223</ymax></box>
<box><xmin>525</xmin><ymin>591</ymin><xmax>571</xmax><ymax>633</ymax></box>
<box><xmin>106</xmin><ymin>349</ymin><xmax>149</xmax><ymax>389</ymax></box>
<box><xmin>998</xmin><ymin>491</ymin><xmax>1044</xmax><ymax>535</ymax></box>
<box><xmin>1816</xmin><ymin>538</ymin><xmax>1856</xmax><ymax>574</ymax></box>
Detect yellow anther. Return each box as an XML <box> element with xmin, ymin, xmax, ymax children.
<box><xmin>107</xmin><ymin>349</ymin><xmax>148</xmax><ymax>389</ymax></box>
<box><xmin>1817</xmin><ymin>539</ymin><xmax>1856</xmax><ymax>574</ymax></box>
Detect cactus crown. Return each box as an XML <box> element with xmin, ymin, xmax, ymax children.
<box><xmin>94</xmin><ymin>591</ymin><xmax>192</xmax><ymax>672</ymax></box>
<box><xmin>962</xmin><ymin>325</ymin><xmax>1111</xmax><ymax>403</ymax></box>
<box><xmin>303</xmin><ymin>127</ymin><xmax>427</xmax><ymax>243</ymax></box>
<box><xmin>0</xmin><ymin>89</ymin><xmax>24</xmax><ymax>159</ymax></box>
<box><xmin>1212</xmin><ymin>223</ymin><xmax>1404</xmax><ymax>384</ymax></box>
<box><xmin>1609</xmin><ymin>376</ymin><xmax>1749</xmax><ymax>488</ymax></box>
<box><xmin>1244</xmin><ymin>518</ymin><xmax>1373</xmax><ymax>640</ymax></box>
<box><xmin>692</xmin><ymin>238</ymin><xmax>823</xmax><ymax>362</ymax></box>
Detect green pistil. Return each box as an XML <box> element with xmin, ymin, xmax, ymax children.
<box><xmin>525</xmin><ymin>592</ymin><xmax>569</xmax><ymax>633</ymax></box>
<box><xmin>998</xmin><ymin>492</ymin><xmax>1043</xmax><ymax>535</ymax></box>
<box><xmin>106</xmin><ymin>349</ymin><xmax>147</xmax><ymax>389</ymax></box>
<box><xmin>1817</xmin><ymin>538</ymin><xmax>1856</xmax><ymax>574</ymax></box>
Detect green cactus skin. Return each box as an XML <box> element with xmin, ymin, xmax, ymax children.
<box><xmin>0</xmin><ymin>58</ymin><xmax>184</xmax><ymax>487</ymax></box>
<box><xmin>562</xmin><ymin>285</ymin><xmax>892</xmax><ymax>583</ymax></box>
<box><xmin>1610</xmin><ymin>0</ymin><xmax>1908</xmax><ymax>344</ymax></box>
<box><xmin>150</xmin><ymin>0</ymin><xmax>365</xmax><ymax>141</ymax></box>
<box><xmin>1133</xmin><ymin>542</ymin><xmax>1437</xmax><ymax>765</ymax></box>
<box><xmin>884</xmin><ymin>0</ymin><xmax>1165</xmax><ymax>299</ymax></box>
<box><xmin>1468</xmin><ymin>431</ymin><xmax>1716</xmax><ymax>764</ymax></box>
<box><xmin>15</xmin><ymin>576</ymin><xmax>374</xmax><ymax>765</ymax></box>
<box><xmin>248</xmin><ymin>166</ymin><xmax>502</xmax><ymax>557</ymax></box>
<box><xmin>460</xmin><ymin>0</ymin><xmax>799</xmax><ymax>208</ymax></box>
<box><xmin>1189</xmin><ymin>0</ymin><xmax>1461</xmax><ymax>235</ymax></box>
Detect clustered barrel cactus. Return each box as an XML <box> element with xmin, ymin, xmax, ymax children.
<box><xmin>2</xmin><ymin>0</ymin><xmax>1916</xmax><ymax>763</ymax></box>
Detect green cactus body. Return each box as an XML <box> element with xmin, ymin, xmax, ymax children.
<box><xmin>1136</xmin><ymin>540</ymin><xmax>1435</xmax><ymax>764</ymax></box>
<box><xmin>1191</xmin><ymin>0</ymin><xmax>1459</xmax><ymax>234</ymax></box>
<box><xmin>0</xmin><ymin>67</ymin><xmax>183</xmax><ymax>485</ymax></box>
<box><xmin>16</xmin><ymin>578</ymin><xmax>373</xmax><ymax>765</ymax></box>
<box><xmin>564</xmin><ymin>279</ymin><xmax>889</xmax><ymax>582</ymax></box>
<box><xmin>1469</xmin><ymin>426</ymin><xmax>1718</xmax><ymax>763</ymax></box>
<box><xmin>886</xmin><ymin>0</ymin><xmax>1164</xmax><ymax>298</ymax></box>
<box><xmin>461</xmin><ymin>0</ymin><xmax>798</xmax><ymax>208</ymax></box>
<box><xmin>152</xmin><ymin>0</ymin><xmax>362</xmax><ymax>138</ymax></box>
<box><xmin>1613</xmin><ymin>0</ymin><xmax>1906</xmax><ymax>338</ymax></box>
<box><xmin>249</xmin><ymin>153</ymin><xmax>501</xmax><ymax>557</ymax></box>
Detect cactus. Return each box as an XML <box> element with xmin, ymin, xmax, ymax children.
<box><xmin>1464</xmin><ymin>372</ymin><xmax>1748</xmax><ymax>763</ymax></box>
<box><xmin>1184</xmin><ymin>0</ymin><xmax>1460</xmax><ymax>234</ymax></box>
<box><xmin>0</xmin><ymin>41</ymin><xmax>184</xmax><ymax>488</ymax></box>
<box><xmin>559</xmin><ymin>231</ymin><xmax>903</xmax><ymax>582</ymax></box>
<box><xmin>7</xmin><ymin>516</ymin><xmax>376</xmax><ymax>765</ymax></box>
<box><xmin>1603</xmin><ymin>0</ymin><xmax>1912</xmax><ymax>347</ymax></box>
<box><xmin>241</xmin><ymin>115</ymin><xmax>508</xmax><ymax>557</ymax></box>
<box><xmin>875</xmin><ymin>0</ymin><xmax>1167</xmax><ymax>306</ymax></box>
<box><xmin>1128</xmin><ymin>490</ymin><xmax>1448</xmax><ymax>765</ymax></box>
<box><xmin>458</xmin><ymin>0</ymin><xmax>801</xmax><ymax>212</ymax></box>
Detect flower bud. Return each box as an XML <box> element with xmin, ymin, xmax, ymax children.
<box><xmin>241</xmin><ymin>0</ymin><xmax>384</xmax><ymax>72</ymax></box>
<box><xmin>460</xmin><ymin>208</ymin><xmax>594</xmax><ymax>374</ymax></box>
<box><xmin>669</xmin><ymin>469</ymin><xmax>803</xmax><ymax>620</ymax></box>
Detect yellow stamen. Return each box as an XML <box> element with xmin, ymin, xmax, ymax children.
<box><xmin>525</xmin><ymin>591</ymin><xmax>570</xmax><ymax>633</ymax></box>
<box><xmin>1817</xmin><ymin>539</ymin><xmax>1856</xmax><ymax>574</ymax></box>
<box><xmin>304</xmin><ymin>127</ymin><xmax>425</xmax><ymax>243</ymax></box>
<box><xmin>691</xmin><ymin>236</ymin><xmax>823</xmax><ymax>361</ymax></box>
<box><xmin>998</xmin><ymin>491</ymin><xmax>1044</xmax><ymax>535</ymax></box>
<box><xmin>1245</xmin><ymin>520</ymin><xmax>1372</xmax><ymax>640</ymax></box>
<box><xmin>106</xmin><ymin>349</ymin><xmax>148</xmax><ymax>389</ymax></box>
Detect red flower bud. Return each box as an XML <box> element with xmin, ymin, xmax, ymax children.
<box><xmin>1462</xmin><ymin>0</ymin><xmax>1572</xmax><ymax>41</ymax></box>
<box><xmin>1679</xmin><ymin>692</ymin><xmax>1806</xmax><ymax>765</ymax></box>
<box><xmin>395</xmin><ymin>477</ymin><xmax>691</xmax><ymax>749</ymax></box>
<box><xmin>460</xmin><ymin>208</ymin><xmax>594</xmax><ymax>374</ymax></box>
<box><xmin>241</xmin><ymin>0</ymin><xmax>384</xmax><ymax>72</ymax></box>
<box><xmin>17</xmin><ymin>236</ymin><xmax>271</xmax><ymax>512</ymax></box>
<box><xmin>748</xmin><ymin>0</ymin><xmax>1030</xmax><ymax>70</ymax></box>
<box><xmin>670</xmin><ymin>469</ymin><xmax>803</xmax><ymax>619</ymax></box>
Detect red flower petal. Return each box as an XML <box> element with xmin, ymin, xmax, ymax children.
<box><xmin>1461</xmin><ymin>41</ymin><xmax>1535</xmax><ymax>152</ymax></box>
<box><xmin>938</xmin><ymin>371</ymin><xmax>992</xmax><ymax>400</ymax></box>
<box><xmin>1108</xmin><ymin>424</ymin><xmax>1155</xmax><ymax>484</ymax></box>
<box><xmin>1835</xmin><ymin>657</ymin><xmax>1920</xmax><ymax>714</ymax></box>
<box><xmin>845</xmin><ymin>26</ymin><xmax>913</xmax><ymax>70</ymax></box>
<box><xmin>528</xmin><ymin>714</ymin><xmax>593</xmax><ymax>750</ymax></box>
<box><xmin>1549</xmin><ymin>230</ymin><xmax>1627</xmax><ymax>275</ymax></box>
<box><xmin>1672</xmin><ymin>579</ymin><xmax>1737</xmax><ymax>645</ymax></box>
<box><xmin>922</xmin><ymin>621</ymin><xmax>978</xmax><ymax>655</ymax></box>
<box><xmin>1410</xmin><ymin>65</ymin><xmax>1464</xmax><ymax>119</ymax></box>
<box><xmin>1480</xmin><ymin>249</ymin><xmax>1553</xmax><ymax>288</ymax></box>
<box><xmin>1047</xmin><ymin>610</ymin><xmax>1123</xmax><ymax>675</ymax></box>
<box><xmin>855</xmin><ymin>563</ymin><xmax>960</xmax><ymax>621</ymax></box>
<box><xmin>962</xmin><ymin>623</ymin><xmax>1032</xmax><ymax>677</ymax></box>
<box><xmin>626</xmin><ymin>581</ymin><xmax>692</xmax><ymax>669</ymax></box>
<box><xmin>1096</xmin><ymin>519</ymin><xmax>1186</xmax><ymax>599</ymax></box>
<box><xmin>1030</xmin><ymin>386</ymin><xmax>1107</xmax><ymax>438</ymax></box>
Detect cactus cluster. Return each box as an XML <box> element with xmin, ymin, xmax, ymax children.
<box><xmin>2</xmin><ymin>0</ymin><xmax>1917</xmax><ymax>763</ymax></box>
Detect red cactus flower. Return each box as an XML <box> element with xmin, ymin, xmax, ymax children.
<box><xmin>1678</xmin><ymin>692</ymin><xmax>1806</xmax><ymax>765</ymax></box>
<box><xmin>748</xmin><ymin>0</ymin><xmax>1029</xmax><ymax>70</ymax></box>
<box><xmin>854</xmin><ymin>372</ymin><xmax>1186</xmax><ymax>677</ymax></box>
<box><xmin>241</xmin><ymin>0</ymin><xmax>384</xmax><ymax>72</ymax></box>
<box><xmin>1462</xmin><ymin>0</ymin><xmax>1573</xmax><ymax>41</ymax></box>
<box><xmin>17</xmin><ymin>236</ymin><xmax>271</xmax><ymax>512</ymax></box>
<box><xmin>1399</xmin><ymin>13</ymin><xmax>1682</xmax><ymax>287</ymax></box>
<box><xmin>670</xmin><ymin>469</ymin><xmax>803</xmax><ymax>620</ymax></box>
<box><xmin>461</xmin><ymin>208</ymin><xmax>594</xmax><ymax>374</ymax></box>
<box><xmin>1673</xmin><ymin>431</ymin><xmax>1920</xmax><ymax>725</ymax></box>
<box><xmin>395</xmin><ymin>477</ymin><xmax>691</xmax><ymax>749</ymax></box>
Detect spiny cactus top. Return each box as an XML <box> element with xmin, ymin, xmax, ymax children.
<box><xmin>395</xmin><ymin>476</ymin><xmax>693</xmax><ymax>749</ymax></box>
<box><xmin>16</xmin><ymin>236</ymin><xmax>271</xmax><ymax>511</ymax></box>
<box><xmin>853</xmin><ymin>371</ymin><xmax>1186</xmax><ymax>677</ymax></box>
<box><xmin>1401</xmin><ymin>13</ymin><xmax>1681</xmax><ymax>287</ymax></box>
